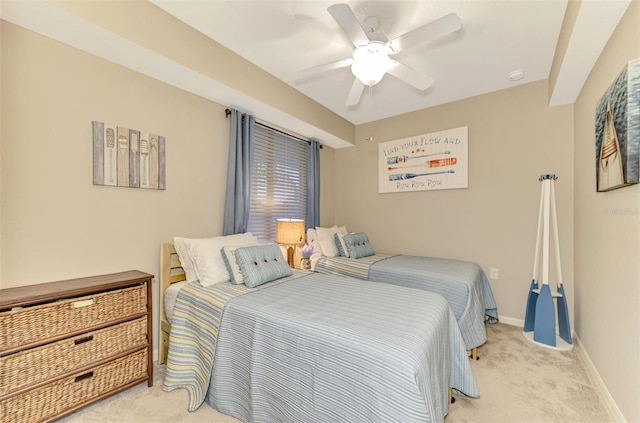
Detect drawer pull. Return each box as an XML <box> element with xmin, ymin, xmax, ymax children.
<box><xmin>73</xmin><ymin>298</ymin><xmax>94</xmax><ymax>308</ymax></box>
<box><xmin>74</xmin><ymin>371</ymin><xmax>94</xmax><ymax>382</ymax></box>
<box><xmin>74</xmin><ymin>335</ymin><xmax>94</xmax><ymax>345</ymax></box>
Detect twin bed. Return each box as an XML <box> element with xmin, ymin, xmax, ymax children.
<box><xmin>313</xmin><ymin>254</ymin><xmax>498</xmax><ymax>355</ymax></box>
<box><xmin>158</xmin><ymin>237</ymin><xmax>482</xmax><ymax>422</ymax></box>
<box><xmin>309</xmin><ymin>227</ymin><xmax>499</xmax><ymax>358</ymax></box>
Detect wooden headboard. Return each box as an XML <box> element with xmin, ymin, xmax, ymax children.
<box><xmin>158</xmin><ymin>243</ymin><xmax>186</xmax><ymax>364</ymax></box>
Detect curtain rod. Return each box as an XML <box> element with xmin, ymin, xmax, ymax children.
<box><xmin>224</xmin><ymin>108</ymin><xmax>322</xmax><ymax>148</ymax></box>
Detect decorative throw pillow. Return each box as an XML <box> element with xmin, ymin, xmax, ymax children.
<box><xmin>343</xmin><ymin>232</ymin><xmax>375</xmax><ymax>259</ymax></box>
<box><xmin>189</xmin><ymin>232</ymin><xmax>258</xmax><ymax>286</ymax></box>
<box><xmin>334</xmin><ymin>232</ymin><xmax>350</xmax><ymax>257</ymax></box>
<box><xmin>233</xmin><ymin>244</ymin><xmax>293</xmax><ymax>288</ymax></box>
<box><xmin>315</xmin><ymin>226</ymin><xmax>347</xmax><ymax>257</ymax></box>
<box><xmin>220</xmin><ymin>246</ymin><xmax>245</xmax><ymax>285</ymax></box>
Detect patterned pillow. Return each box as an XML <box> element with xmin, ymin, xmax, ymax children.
<box><xmin>343</xmin><ymin>232</ymin><xmax>375</xmax><ymax>259</ymax></box>
<box><xmin>334</xmin><ymin>232</ymin><xmax>350</xmax><ymax>257</ymax></box>
<box><xmin>234</xmin><ymin>244</ymin><xmax>293</xmax><ymax>288</ymax></box>
<box><xmin>220</xmin><ymin>246</ymin><xmax>245</xmax><ymax>285</ymax></box>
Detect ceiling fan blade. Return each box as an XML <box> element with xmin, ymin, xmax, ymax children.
<box><xmin>296</xmin><ymin>58</ymin><xmax>353</xmax><ymax>81</ymax></box>
<box><xmin>387</xmin><ymin>61</ymin><xmax>434</xmax><ymax>91</ymax></box>
<box><xmin>387</xmin><ymin>12</ymin><xmax>461</xmax><ymax>53</ymax></box>
<box><xmin>328</xmin><ymin>4</ymin><xmax>370</xmax><ymax>47</ymax></box>
<box><xmin>346</xmin><ymin>78</ymin><xmax>365</xmax><ymax>106</ymax></box>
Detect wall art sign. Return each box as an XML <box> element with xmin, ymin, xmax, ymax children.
<box><xmin>92</xmin><ymin>121</ymin><xmax>166</xmax><ymax>190</ymax></box>
<box><xmin>378</xmin><ymin>126</ymin><xmax>468</xmax><ymax>193</ymax></box>
<box><xmin>595</xmin><ymin>58</ymin><xmax>639</xmax><ymax>192</ymax></box>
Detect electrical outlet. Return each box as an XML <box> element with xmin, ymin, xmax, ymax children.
<box><xmin>490</xmin><ymin>268</ymin><xmax>499</xmax><ymax>280</ymax></box>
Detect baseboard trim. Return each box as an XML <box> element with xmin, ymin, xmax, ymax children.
<box><xmin>496</xmin><ymin>316</ymin><xmax>523</xmax><ymax>327</ymax></box>
<box><xmin>497</xmin><ymin>316</ymin><xmax>625</xmax><ymax>422</ymax></box>
<box><xmin>574</xmin><ymin>335</ymin><xmax>627</xmax><ymax>423</ymax></box>
<box><xmin>497</xmin><ymin>316</ymin><xmax>578</xmax><ymax>339</ymax></box>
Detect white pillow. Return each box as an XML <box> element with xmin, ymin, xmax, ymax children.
<box><xmin>307</xmin><ymin>228</ymin><xmax>318</xmax><ymax>245</ymax></box>
<box><xmin>189</xmin><ymin>233</ymin><xmax>259</xmax><ymax>286</ymax></box>
<box><xmin>315</xmin><ymin>226</ymin><xmax>347</xmax><ymax>257</ymax></box>
<box><xmin>173</xmin><ymin>237</ymin><xmax>198</xmax><ymax>282</ymax></box>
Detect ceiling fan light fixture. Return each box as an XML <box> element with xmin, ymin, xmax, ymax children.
<box><xmin>351</xmin><ymin>42</ymin><xmax>392</xmax><ymax>86</ymax></box>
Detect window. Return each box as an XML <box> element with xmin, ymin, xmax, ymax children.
<box><xmin>247</xmin><ymin>123</ymin><xmax>307</xmax><ymax>242</ymax></box>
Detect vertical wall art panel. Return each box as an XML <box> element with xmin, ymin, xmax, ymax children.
<box><xmin>92</xmin><ymin>121</ymin><xmax>105</xmax><ymax>185</ymax></box>
<box><xmin>158</xmin><ymin>135</ymin><xmax>166</xmax><ymax>190</ymax></box>
<box><xmin>378</xmin><ymin>126</ymin><xmax>468</xmax><ymax>193</ymax></box>
<box><xmin>92</xmin><ymin>121</ymin><xmax>165</xmax><ymax>190</ymax></box>
<box><xmin>103</xmin><ymin>123</ymin><xmax>117</xmax><ymax>186</ymax></box>
<box><xmin>129</xmin><ymin>129</ymin><xmax>140</xmax><ymax>188</ymax></box>
<box><xmin>595</xmin><ymin>58</ymin><xmax>640</xmax><ymax>192</ymax></box>
<box><xmin>117</xmin><ymin>126</ymin><xmax>130</xmax><ymax>187</ymax></box>
<box><xmin>139</xmin><ymin>132</ymin><xmax>150</xmax><ymax>189</ymax></box>
<box><xmin>149</xmin><ymin>134</ymin><xmax>159</xmax><ymax>190</ymax></box>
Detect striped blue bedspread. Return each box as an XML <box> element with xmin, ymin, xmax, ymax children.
<box><xmin>313</xmin><ymin>253</ymin><xmax>395</xmax><ymax>279</ymax></box>
<box><xmin>314</xmin><ymin>254</ymin><xmax>499</xmax><ymax>350</ymax></box>
<box><xmin>162</xmin><ymin>274</ymin><xmax>294</xmax><ymax>410</ymax></box>
<box><xmin>164</xmin><ymin>272</ymin><xmax>478</xmax><ymax>422</ymax></box>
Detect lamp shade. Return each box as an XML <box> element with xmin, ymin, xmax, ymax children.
<box><xmin>275</xmin><ymin>218</ymin><xmax>305</xmax><ymax>245</ymax></box>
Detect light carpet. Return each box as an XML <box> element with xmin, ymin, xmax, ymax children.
<box><xmin>59</xmin><ymin>323</ymin><xmax>615</xmax><ymax>423</ymax></box>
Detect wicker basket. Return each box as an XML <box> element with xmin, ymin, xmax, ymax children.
<box><xmin>0</xmin><ymin>349</ymin><xmax>147</xmax><ymax>423</ymax></box>
<box><xmin>0</xmin><ymin>285</ymin><xmax>146</xmax><ymax>352</ymax></box>
<box><xmin>0</xmin><ymin>317</ymin><xmax>147</xmax><ymax>397</ymax></box>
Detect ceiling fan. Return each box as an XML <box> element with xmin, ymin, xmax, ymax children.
<box><xmin>299</xmin><ymin>3</ymin><xmax>462</xmax><ymax>106</ymax></box>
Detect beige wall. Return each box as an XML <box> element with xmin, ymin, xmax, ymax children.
<box><xmin>1</xmin><ymin>21</ymin><xmax>225</xmax><ymax>288</ymax></box>
<box><xmin>0</xmin><ymin>21</ymin><xmax>335</xmax><ymax>354</ymax></box>
<box><xmin>334</xmin><ymin>80</ymin><xmax>574</xmax><ymax>323</ymax></box>
<box><xmin>573</xmin><ymin>1</ymin><xmax>640</xmax><ymax>421</ymax></box>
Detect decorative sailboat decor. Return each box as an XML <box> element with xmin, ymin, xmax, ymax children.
<box><xmin>595</xmin><ymin>58</ymin><xmax>640</xmax><ymax>192</ymax></box>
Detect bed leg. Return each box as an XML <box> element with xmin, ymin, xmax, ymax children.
<box><xmin>449</xmin><ymin>388</ymin><xmax>455</xmax><ymax>404</ymax></box>
<box><xmin>471</xmin><ymin>347</ymin><xmax>479</xmax><ymax>360</ymax></box>
<box><xmin>158</xmin><ymin>328</ymin><xmax>170</xmax><ymax>365</ymax></box>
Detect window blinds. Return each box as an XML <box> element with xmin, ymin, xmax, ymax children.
<box><xmin>247</xmin><ymin>123</ymin><xmax>308</xmax><ymax>242</ymax></box>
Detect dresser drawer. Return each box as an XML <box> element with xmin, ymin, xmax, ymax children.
<box><xmin>0</xmin><ymin>317</ymin><xmax>147</xmax><ymax>397</ymax></box>
<box><xmin>0</xmin><ymin>285</ymin><xmax>146</xmax><ymax>352</ymax></box>
<box><xmin>0</xmin><ymin>349</ymin><xmax>147</xmax><ymax>423</ymax></box>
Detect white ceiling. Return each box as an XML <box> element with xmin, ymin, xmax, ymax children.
<box><xmin>150</xmin><ymin>0</ymin><xmax>568</xmax><ymax>125</ymax></box>
<box><xmin>0</xmin><ymin>0</ymin><xmax>631</xmax><ymax>146</ymax></box>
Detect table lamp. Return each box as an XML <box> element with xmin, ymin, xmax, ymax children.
<box><xmin>275</xmin><ymin>218</ymin><xmax>305</xmax><ymax>268</ymax></box>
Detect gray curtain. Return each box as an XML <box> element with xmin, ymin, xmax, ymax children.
<box><xmin>305</xmin><ymin>139</ymin><xmax>321</xmax><ymax>230</ymax></box>
<box><xmin>223</xmin><ymin>109</ymin><xmax>254</xmax><ymax>235</ymax></box>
